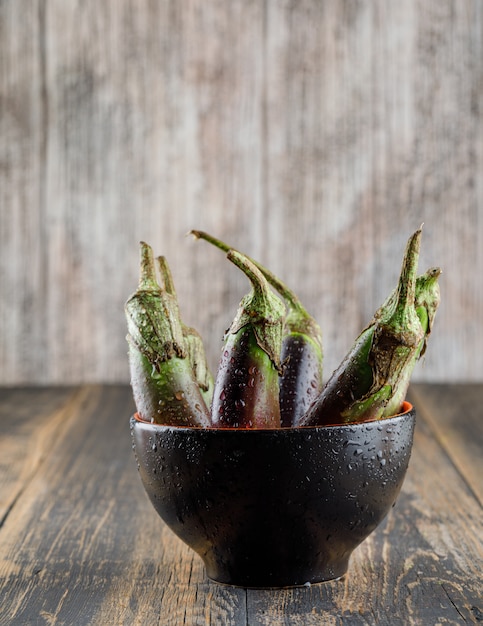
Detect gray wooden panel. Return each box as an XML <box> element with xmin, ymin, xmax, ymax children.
<box><xmin>0</xmin><ymin>1</ymin><xmax>482</xmax><ymax>385</ymax></box>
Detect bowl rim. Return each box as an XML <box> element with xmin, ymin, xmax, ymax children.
<box><xmin>131</xmin><ymin>401</ymin><xmax>414</xmax><ymax>432</ymax></box>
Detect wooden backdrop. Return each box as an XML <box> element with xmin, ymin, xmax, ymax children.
<box><xmin>1</xmin><ymin>0</ymin><xmax>482</xmax><ymax>385</ymax></box>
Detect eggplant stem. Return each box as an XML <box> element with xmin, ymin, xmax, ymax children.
<box><xmin>227</xmin><ymin>250</ymin><xmax>270</xmax><ymax>302</ymax></box>
<box><xmin>190</xmin><ymin>229</ymin><xmax>304</xmax><ymax>312</ymax></box>
<box><xmin>156</xmin><ymin>256</ymin><xmax>176</xmax><ymax>296</ymax></box>
<box><xmin>393</xmin><ymin>227</ymin><xmax>422</xmax><ymax>317</ymax></box>
<box><xmin>138</xmin><ymin>242</ymin><xmax>160</xmax><ymax>292</ymax></box>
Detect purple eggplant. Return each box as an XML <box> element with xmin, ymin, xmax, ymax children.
<box><xmin>210</xmin><ymin>250</ymin><xmax>285</xmax><ymax>428</ymax></box>
<box><xmin>300</xmin><ymin>228</ymin><xmax>432</xmax><ymax>426</ymax></box>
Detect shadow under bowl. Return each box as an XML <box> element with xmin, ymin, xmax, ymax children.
<box><xmin>130</xmin><ymin>403</ymin><xmax>415</xmax><ymax>588</ymax></box>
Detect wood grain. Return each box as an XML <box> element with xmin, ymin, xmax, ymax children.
<box><xmin>0</xmin><ymin>0</ymin><xmax>482</xmax><ymax>386</ymax></box>
<box><xmin>409</xmin><ymin>383</ymin><xmax>483</xmax><ymax>506</ymax></box>
<box><xmin>0</xmin><ymin>384</ymin><xmax>481</xmax><ymax>624</ymax></box>
<box><xmin>0</xmin><ymin>386</ymin><xmax>77</xmax><ymax>524</ymax></box>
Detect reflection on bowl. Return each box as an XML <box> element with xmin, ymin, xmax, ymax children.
<box><xmin>130</xmin><ymin>403</ymin><xmax>415</xmax><ymax>588</ymax></box>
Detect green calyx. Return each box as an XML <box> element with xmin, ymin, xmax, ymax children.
<box><xmin>226</xmin><ymin>250</ymin><xmax>286</xmax><ymax>373</ymax></box>
<box><xmin>125</xmin><ymin>242</ymin><xmax>186</xmax><ymax>365</ymax></box>
<box><xmin>156</xmin><ymin>254</ymin><xmax>213</xmax><ymax>397</ymax></box>
<box><xmin>182</xmin><ymin>325</ymin><xmax>214</xmax><ymax>395</ymax></box>
<box><xmin>380</xmin><ymin>265</ymin><xmax>441</xmax><ymax>418</ymax></box>
<box><xmin>283</xmin><ymin>307</ymin><xmax>323</xmax><ymax>354</ymax></box>
<box><xmin>341</xmin><ymin>384</ymin><xmax>392</xmax><ymax>422</ymax></box>
<box><xmin>414</xmin><ymin>267</ymin><xmax>442</xmax><ymax>357</ymax></box>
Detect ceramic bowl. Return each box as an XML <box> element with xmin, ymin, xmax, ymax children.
<box><xmin>130</xmin><ymin>402</ymin><xmax>415</xmax><ymax>588</ymax></box>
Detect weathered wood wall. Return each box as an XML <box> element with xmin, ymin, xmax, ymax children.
<box><xmin>1</xmin><ymin>0</ymin><xmax>482</xmax><ymax>385</ymax></box>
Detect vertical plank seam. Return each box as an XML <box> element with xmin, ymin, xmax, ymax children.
<box><xmin>260</xmin><ymin>0</ymin><xmax>269</xmax><ymax>257</ymax></box>
<box><xmin>37</xmin><ymin>0</ymin><xmax>50</xmax><ymax>383</ymax></box>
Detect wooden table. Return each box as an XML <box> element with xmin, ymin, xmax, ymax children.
<box><xmin>0</xmin><ymin>384</ymin><xmax>481</xmax><ymax>625</ymax></box>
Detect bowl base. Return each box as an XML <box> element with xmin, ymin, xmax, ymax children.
<box><xmin>204</xmin><ymin>559</ymin><xmax>350</xmax><ymax>589</ymax></box>
<box><xmin>206</xmin><ymin>573</ymin><xmax>346</xmax><ymax>590</ymax></box>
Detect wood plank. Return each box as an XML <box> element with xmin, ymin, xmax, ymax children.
<box><xmin>0</xmin><ymin>386</ymin><xmax>78</xmax><ymax>524</ymax></box>
<box><xmin>409</xmin><ymin>383</ymin><xmax>483</xmax><ymax>505</ymax></box>
<box><xmin>0</xmin><ymin>0</ymin><xmax>50</xmax><ymax>383</ymax></box>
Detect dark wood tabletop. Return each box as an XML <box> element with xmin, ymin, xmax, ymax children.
<box><xmin>0</xmin><ymin>383</ymin><xmax>481</xmax><ymax>625</ymax></box>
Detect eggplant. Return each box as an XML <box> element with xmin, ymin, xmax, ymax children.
<box><xmin>125</xmin><ymin>243</ymin><xmax>211</xmax><ymax>427</ymax></box>
<box><xmin>300</xmin><ymin>228</ymin><xmax>429</xmax><ymax>426</ymax></box>
<box><xmin>210</xmin><ymin>250</ymin><xmax>285</xmax><ymax>428</ymax></box>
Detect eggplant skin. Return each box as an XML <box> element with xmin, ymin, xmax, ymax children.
<box><xmin>279</xmin><ymin>334</ymin><xmax>323</xmax><ymax>427</ymax></box>
<box><xmin>211</xmin><ymin>327</ymin><xmax>281</xmax><ymax>429</ymax></box>
<box><xmin>299</xmin><ymin>326</ymin><xmax>374</xmax><ymax>427</ymax></box>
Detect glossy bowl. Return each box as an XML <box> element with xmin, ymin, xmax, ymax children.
<box><xmin>130</xmin><ymin>403</ymin><xmax>415</xmax><ymax>588</ymax></box>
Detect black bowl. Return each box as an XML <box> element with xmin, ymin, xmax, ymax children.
<box><xmin>130</xmin><ymin>403</ymin><xmax>415</xmax><ymax>588</ymax></box>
